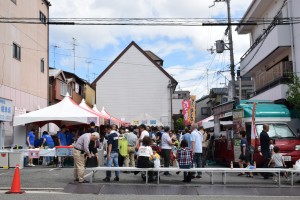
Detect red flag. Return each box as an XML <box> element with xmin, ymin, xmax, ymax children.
<box><xmin>251</xmin><ymin>102</ymin><xmax>257</xmax><ymax>146</ymax></box>
<box><xmin>182</xmin><ymin>100</ymin><xmax>191</xmax><ymax>126</ymax></box>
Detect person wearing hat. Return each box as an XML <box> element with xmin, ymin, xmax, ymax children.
<box><xmin>73</xmin><ymin>132</ymin><xmax>100</xmax><ymax>183</ymax></box>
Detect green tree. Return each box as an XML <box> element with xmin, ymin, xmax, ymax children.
<box><xmin>286</xmin><ymin>75</ymin><xmax>300</xmax><ymax>115</ymax></box>
<box><xmin>174</xmin><ymin>118</ymin><xmax>185</xmax><ymax>131</ymax></box>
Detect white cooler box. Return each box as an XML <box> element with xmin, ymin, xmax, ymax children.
<box><xmin>9</xmin><ymin>152</ymin><xmax>24</xmax><ymax>169</ymax></box>
<box><xmin>0</xmin><ymin>152</ymin><xmax>9</xmax><ymax>168</ymax></box>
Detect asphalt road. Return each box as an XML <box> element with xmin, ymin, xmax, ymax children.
<box><xmin>1</xmin><ymin>194</ymin><xmax>300</xmax><ymax>200</ymax></box>
<box><xmin>0</xmin><ymin>165</ymin><xmax>300</xmax><ymax>199</ymax></box>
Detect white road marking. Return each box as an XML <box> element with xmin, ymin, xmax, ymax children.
<box><xmin>49</xmin><ymin>168</ymin><xmax>60</xmax><ymax>171</ymax></box>
<box><xmin>84</xmin><ymin>172</ymin><xmax>93</xmax><ymax>178</ymax></box>
<box><xmin>0</xmin><ymin>190</ymin><xmax>66</xmax><ymax>194</ymax></box>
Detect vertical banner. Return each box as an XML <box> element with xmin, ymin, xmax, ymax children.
<box><xmin>233</xmin><ymin>109</ymin><xmax>245</xmax><ymax>162</ymax></box>
<box><xmin>189</xmin><ymin>95</ymin><xmax>196</xmax><ymax>124</ymax></box>
<box><xmin>182</xmin><ymin>100</ymin><xmax>191</xmax><ymax>126</ymax></box>
<box><xmin>251</xmin><ymin>102</ymin><xmax>257</xmax><ymax>146</ymax></box>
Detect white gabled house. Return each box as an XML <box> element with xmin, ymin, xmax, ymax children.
<box><xmin>92</xmin><ymin>41</ymin><xmax>178</xmax><ymax>127</ymax></box>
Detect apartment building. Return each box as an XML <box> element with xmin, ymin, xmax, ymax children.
<box><xmin>0</xmin><ymin>0</ymin><xmax>50</xmax><ymax>147</ymax></box>
<box><xmin>237</xmin><ymin>0</ymin><xmax>298</xmax><ymax>100</ymax></box>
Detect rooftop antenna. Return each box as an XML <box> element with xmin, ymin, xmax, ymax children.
<box><xmin>86</xmin><ymin>60</ymin><xmax>92</xmax><ymax>83</ymax></box>
<box><xmin>52</xmin><ymin>45</ymin><xmax>60</xmax><ymax>68</ymax></box>
<box><xmin>72</xmin><ymin>37</ymin><xmax>78</xmax><ymax>74</ymax></box>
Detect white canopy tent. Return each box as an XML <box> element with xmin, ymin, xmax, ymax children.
<box><xmin>94</xmin><ymin>106</ymin><xmax>126</xmax><ymax>125</ymax></box>
<box><xmin>13</xmin><ymin>94</ymin><xmax>100</xmax><ymax>127</ymax></box>
<box><xmin>79</xmin><ymin>99</ymin><xmax>109</xmax><ymax>124</ymax></box>
<box><xmin>131</xmin><ymin>113</ymin><xmax>163</xmax><ymax>126</ymax></box>
<box><xmin>197</xmin><ymin>115</ymin><xmax>232</xmax><ymax>129</ymax></box>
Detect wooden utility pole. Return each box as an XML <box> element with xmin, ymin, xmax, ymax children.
<box><xmin>226</xmin><ymin>0</ymin><xmax>236</xmax><ymax>99</ymax></box>
<box><xmin>211</xmin><ymin>0</ymin><xmax>235</xmax><ymax>99</ymax></box>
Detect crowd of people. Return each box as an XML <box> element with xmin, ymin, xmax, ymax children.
<box><xmin>73</xmin><ymin>122</ymin><xmax>211</xmax><ymax>183</ymax></box>
<box><xmin>26</xmin><ymin>122</ymin><xmax>212</xmax><ymax>183</ymax></box>
<box><xmin>26</xmin><ymin>122</ymin><xmax>290</xmax><ymax>184</ymax></box>
<box><xmin>26</xmin><ymin>125</ymin><xmax>76</xmax><ymax>166</ymax></box>
<box><xmin>237</xmin><ymin>123</ymin><xmax>290</xmax><ymax>182</ymax></box>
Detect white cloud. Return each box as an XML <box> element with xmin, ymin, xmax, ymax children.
<box><xmin>49</xmin><ymin>0</ymin><xmax>253</xmax><ymax>97</ymax></box>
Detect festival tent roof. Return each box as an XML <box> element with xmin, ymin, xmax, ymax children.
<box><xmin>197</xmin><ymin>115</ymin><xmax>214</xmax><ymax>125</ymax></box>
<box><xmin>197</xmin><ymin>115</ymin><xmax>232</xmax><ymax>129</ymax></box>
<box><xmin>13</xmin><ymin>94</ymin><xmax>100</xmax><ymax>127</ymax></box>
<box><xmin>79</xmin><ymin>99</ymin><xmax>109</xmax><ymax>120</ymax></box>
<box><xmin>92</xmin><ymin>106</ymin><xmax>127</xmax><ymax>125</ymax></box>
<box><xmin>197</xmin><ymin>115</ymin><xmax>214</xmax><ymax>129</ymax></box>
<box><xmin>131</xmin><ymin>113</ymin><xmax>163</xmax><ymax>126</ymax></box>
<box><xmin>92</xmin><ymin>105</ymin><xmax>102</xmax><ymax>114</ymax></box>
<box><xmin>100</xmin><ymin>107</ymin><xmax>127</xmax><ymax>125</ymax></box>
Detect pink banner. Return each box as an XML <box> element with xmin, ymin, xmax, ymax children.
<box><xmin>182</xmin><ymin>100</ymin><xmax>191</xmax><ymax>126</ymax></box>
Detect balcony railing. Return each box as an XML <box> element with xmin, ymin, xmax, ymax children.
<box><xmin>253</xmin><ymin>61</ymin><xmax>293</xmax><ymax>95</ymax></box>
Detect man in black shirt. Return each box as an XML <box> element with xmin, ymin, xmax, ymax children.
<box><xmin>260</xmin><ymin>124</ymin><xmax>271</xmax><ymax>179</ymax></box>
<box><xmin>103</xmin><ymin>125</ymin><xmax>119</xmax><ymax>182</ymax></box>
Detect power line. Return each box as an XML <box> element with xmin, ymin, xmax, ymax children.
<box><xmin>1</xmin><ymin>17</ymin><xmax>300</xmax><ymax>26</ymax></box>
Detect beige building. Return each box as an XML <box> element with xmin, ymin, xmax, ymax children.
<box><xmin>84</xmin><ymin>82</ymin><xmax>96</xmax><ymax>107</ymax></box>
<box><xmin>0</xmin><ymin>0</ymin><xmax>50</xmax><ymax>147</ymax></box>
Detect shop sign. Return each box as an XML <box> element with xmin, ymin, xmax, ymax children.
<box><xmin>233</xmin><ymin>109</ymin><xmax>244</xmax><ymax>119</ymax></box>
<box><xmin>0</xmin><ymin>97</ymin><xmax>13</xmax><ymax>122</ymax></box>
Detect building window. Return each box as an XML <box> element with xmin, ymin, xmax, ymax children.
<box><xmin>60</xmin><ymin>81</ymin><xmax>72</xmax><ymax>96</ymax></box>
<box><xmin>39</xmin><ymin>11</ymin><xmax>46</xmax><ymax>24</ymax></box>
<box><xmin>13</xmin><ymin>43</ymin><xmax>21</xmax><ymax>61</ymax></box>
<box><xmin>11</xmin><ymin>0</ymin><xmax>16</xmax><ymax>4</ymax></box>
<box><xmin>40</xmin><ymin>59</ymin><xmax>44</xmax><ymax>73</ymax></box>
<box><xmin>201</xmin><ymin>107</ymin><xmax>209</xmax><ymax>115</ymax></box>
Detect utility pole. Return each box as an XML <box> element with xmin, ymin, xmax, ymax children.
<box><xmin>211</xmin><ymin>0</ymin><xmax>236</xmax><ymax>99</ymax></box>
<box><xmin>72</xmin><ymin>37</ymin><xmax>78</xmax><ymax>74</ymax></box>
<box><xmin>226</xmin><ymin>0</ymin><xmax>236</xmax><ymax>99</ymax></box>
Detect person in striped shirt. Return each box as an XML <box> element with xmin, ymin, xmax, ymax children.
<box><xmin>176</xmin><ymin>140</ymin><xmax>193</xmax><ymax>182</ymax></box>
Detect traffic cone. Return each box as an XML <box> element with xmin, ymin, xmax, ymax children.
<box><xmin>6</xmin><ymin>164</ymin><xmax>25</xmax><ymax>194</ymax></box>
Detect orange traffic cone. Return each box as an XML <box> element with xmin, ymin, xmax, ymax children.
<box><xmin>6</xmin><ymin>164</ymin><xmax>25</xmax><ymax>194</ymax></box>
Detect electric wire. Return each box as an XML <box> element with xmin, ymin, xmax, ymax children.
<box><xmin>1</xmin><ymin>17</ymin><xmax>300</xmax><ymax>26</ymax></box>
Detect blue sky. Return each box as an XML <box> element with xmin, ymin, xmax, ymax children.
<box><xmin>49</xmin><ymin>0</ymin><xmax>252</xmax><ymax>99</ymax></box>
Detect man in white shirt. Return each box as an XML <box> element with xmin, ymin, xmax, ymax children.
<box><xmin>161</xmin><ymin>126</ymin><xmax>175</xmax><ymax>176</ymax></box>
<box><xmin>137</xmin><ymin>124</ymin><xmax>149</xmax><ymax>147</ymax></box>
<box><xmin>191</xmin><ymin>123</ymin><xmax>203</xmax><ymax>178</ymax></box>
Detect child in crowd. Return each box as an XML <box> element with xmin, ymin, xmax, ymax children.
<box><xmin>176</xmin><ymin>140</ymin><xmax>193</xmax><ymax>182</ymax></box>
<box><xmin>151</xmin><ymin>146</ymin><xmax>161</xmax><ymax>161</ymax></box>
<box><xmin>268</xmin><ymin>146</ymin><xmax>289</xmax><ymax>182</ymax></box>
